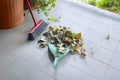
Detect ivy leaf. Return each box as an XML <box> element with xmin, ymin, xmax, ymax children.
<box><xmin>44</xmin><ymin>12</ymin><xmax>49</xmax><ymax>16</ymax></box>
<box><xmin>49</xmin><ymin>27</ymin><xmax>54</xmax><ymax>32</ymax></box>
<box><xmin>79</xmin><ymin>42</ymin><xmax>83</xmax><ymax>47</ymax></box>
<box><xmin>38</xmin><ymin>41</ymin><xmax>47</xmax><ymax>48</ymax></box>
<box><xmin>43</xmin><ymin>32</ymin><xmax>48</xmax><ymax>37</ymax></box>
<box><xmin>65</xmin><ymin>37</ymin><xmax>73</xmax><ymax>43</ymax></box>
<box><xmin>75</xmin><ymin>33</ymin><xmax>81</xmax><ymax>39</ymax></box>
<box><xmin>38</xmin><ymin>40</ymin><xmax>44</xmax><ymax>43</ymax></box>
<box><xmin>72</xmin><ymin>44</ymin><xmax>79</xmax><ymax>54</ymax></box>
<box><xmin>52</xmin><ymin>3</ymin><xmax>56</xmax><ymax>8</ymax></box>
<box><xmin>57</xmin><ymin>43</ymin><xmax>65</xmax><ymax>51</ymax></box>
<box><xmin>39</xmin><ymin>43</ymin><xmax>46</xmax><ymax>48</ymax></box>
<box><xmin>106</xmin><ymin>34</ymin><xmax>110</xmax><ymax>40</ymax></box>
<box><xmin>48</xmin><ymin>17</ymin><xmax>55</xmax><ymax>22</ymax></box>
<box><xmin>65</xmin><ymin>31</ymin><xmax>73</xmax><ymax>38</ymax></box>
<box><xmin>80</xmin><ymin>52</ymin><xmax>86</xmax><ymax>58</ymax></box>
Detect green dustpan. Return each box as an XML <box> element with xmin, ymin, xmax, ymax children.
<box><xmin>48</xmin><ymin>43</ymin><xmax>71</xmax><ymax>68</ymax></box>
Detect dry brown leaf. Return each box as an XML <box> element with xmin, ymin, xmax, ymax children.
<box><xmin>80</xmin><ymin>52</ymin><xmax>86</xmax><ymax>58</ymax></box>
<box><xmin>75</xmin><ymin>33</ymin><xmax>81</xmax><ymax>39</ymax></box>
<box><xmin>57</xmin><ymin>43</ymin><xmax>65</xmax><ymax>51</ymax></box>
<box><xmin>65</xmin><ymin>37</ymin><xmax>73</xmax><ymax>43</ymax></box>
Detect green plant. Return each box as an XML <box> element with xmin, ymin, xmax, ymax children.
<box><xmin>95</xmin><ymin>0</ymin><xmax>110</xmax><ymax>8</ymax></box>
<box><xmin>30</xmin><ymin>0</ymin><xmax>56</xmax><ymax>20</ymax></box>
<box><xmin>85</xmin><ymin>0</ymin><xmax>120</xmax><ymax>14</ymax></box>
<box><xmin>98</xmin><ymin>0</ymin><xmax>120</xmax><ymax>14</ymax></box>
<box><xmin>87</xmin><ymin>0</ymin><xmax>96</xmax><ymax>5</ymax></box>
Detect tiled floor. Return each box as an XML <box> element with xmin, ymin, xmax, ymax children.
<box><xmin>0</xmin><ymin>0</ymin><xmax>120</xmax><ymax>80</ymax></box>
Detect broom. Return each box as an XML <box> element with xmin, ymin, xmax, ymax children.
<box><xmin>26</xmin><ymin>0</ymin><xmax>48</xmax><ymax>41</ymax></box>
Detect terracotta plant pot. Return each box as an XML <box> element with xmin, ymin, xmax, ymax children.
<box><xmin>0</xmin><ymin>0</ymin><xmax>24</xmax><ymax>29</ymax></box>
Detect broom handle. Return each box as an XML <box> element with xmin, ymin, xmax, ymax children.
<box><xmin>25</xmin><ymin>0</ymin><xmax>37</xmax><ymax>26</ymax></box>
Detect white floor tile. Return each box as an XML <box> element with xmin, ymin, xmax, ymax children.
<box><xmin>0</xmin><ymin>29</ymin><xmax>19</xmax><ymax>50</ymax></box>
<box><xmin>56</xmin><ymin>64</ymin><xmax>85</xmax><ymax>80</ymax></box>
<box><xmin>0</xmin><ymin>72</ymin><xmax>10</xmax><ymax>80</ymax></box>
<box><xmin>57</xmin><ymin>0</ymin><xmax>84</xmax><ymax>16</ymax></box>
<box><xmin>84</xmin><ymin>40</ymin><xmax>113</xmax><ymax>64</ymax></box>
<box><xmin>69</xmin><ymin>24</ymin><xmax>89</xmax><ymax>37</ymax></box>
<box><xmin>82</xmin><ymin>74</ymin><xmax>98</xmax><ymax>80</ymax></box>
<box><xmin>91</xmin><ymin>22</ymin><xmax>110</xmax><ymax>35</ymax></box>
<box><xmin>101</xmin><ymin>38</ymin><xmax>118</xmax><ymax>51</ymax></box>
<box><xmin>0</xmin><ymin>49</ymin><xmax>16</xmax><ymax>71</ymax></box>
<box><xmin>116</xmin><ymin>43</ymin><xmax>120</xmax><ymax>54</ymax></box>
<box><xmin>61</xmin><ymin>11</ymin><xmax>81</xmax><ymax>24</ymax></box>
<box><xmin>104</xmin><ymin>66</ymin><xmax>120</xmax><ymax>80</ymax></box>
<box><xmin>85</xmin><ymin>29</ymin><xmax>104</xmax><ymax>45</ymax></box>
<box><xmin>96</xmin><ymin>16</ymin><xmax>113</xmax><ymax>26</ymax></box>
<box><xmin>82</xmin><ymin>10</ymin><xmax>98</xmax><ymax>21</ymax></box>
<box><xmin>93</xmin><ymin>47</ymin><xmax>113</xmax><ymax>64</ymax></box>
<box><xmin>84</xmin><ymin>40</ymin><xmax>101</xmax><ymax>55</ymax></box>
<box><xmin>75</xmin><ymin>16</ymin><xmax>94</xmax><ymax>29</ymax></box>
<box><xmin>112</xmin><ymin>20</ymin><xmax>120</xmax><ymax>30</ymax></box>
<box><xmin>3</xmin><ymin>57</ymin><xmax>53</xmax><ymax>80</ymax></box>
<box><xmin>5</xmin><ymin>44</ymin><xmax>46</xmax><ymax>65</ymax></box>
<box><xmin>110</xmin><ymin>53</ymin><xmax>120</xmax><ymax>70</ymax></box>
<box><xmin>109</xmin><ymin>28</ymin><xmax>120</xmax><ymax>41</ymax></box>
<box><xmin>67</xmin><ymin>55</ymin><xmax>107</xmax><ymax>79</ymax></box>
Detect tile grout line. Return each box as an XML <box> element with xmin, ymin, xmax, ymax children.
<box><xmin>66</xmin><ymin>62</ymin><xmax>100</xmax><ymax>80</ymax></box>
<box><xmin>17</xmin><ymin>54</ymin><xmax>56</xmax><ymax>79</ymax></box>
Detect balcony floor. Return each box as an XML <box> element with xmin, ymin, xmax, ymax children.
<box><xmin>0</xmin><ymin>0</ymin><xmax>120</xmax><ymax>80</ymax></box>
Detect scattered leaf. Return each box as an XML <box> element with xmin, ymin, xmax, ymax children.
<box><xmin>39</xmin><ymin>42</ymin><xmax>46</xmax><ymax>48</ymax></box>
<box><xmin>106</xmin><ymin>34</ymin><xmax>110</xmax><ymax>40</ymax></box>
<box><xmin>48</xmin><ymin>17</ymin><xmax>55</xmax><ymax>22</ymax></box>
<box><xmin>38</xmin><ymin>40</ymin><xmax>44</xmax><ymax>43</ymax></box>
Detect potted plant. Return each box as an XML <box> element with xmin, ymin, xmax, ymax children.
<box><xmin>30</xmin><ymin>0</ymin><xmax>57</xmax><ymax>20</ymax></box>
<box><xmin>0</xmin><ymin>0</ymin><xmax>24</xmax><ymax>29</ymax></box>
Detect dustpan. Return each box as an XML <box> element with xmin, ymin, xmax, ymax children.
<box><xmin>48</xmin><ymin>43</ymin><xmax>71</xmax><ymax>68</ymax></box>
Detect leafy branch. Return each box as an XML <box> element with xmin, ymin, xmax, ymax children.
<box><xmin>30</xmin><ymin>0</ymin><xmax>57</xmax><ymax>20</ymax></box>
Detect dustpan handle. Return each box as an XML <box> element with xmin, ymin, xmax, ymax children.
<box><xmin>53</xmin><ymin>58</ymin><xmax>59</xmax><ymax>68</ymax></box>
<box><xmin>25</xmin><ymin>0</ymin><xmax>37</xmax><ymax>26</ymax></box>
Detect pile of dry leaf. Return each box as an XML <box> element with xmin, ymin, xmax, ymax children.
<box><xmin>38</xmin><ymin>26</ymin><xmax>86</xmax><ymax>58</ymax></box>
